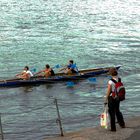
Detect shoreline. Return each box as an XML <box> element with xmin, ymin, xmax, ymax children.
<box><xmin>44</xmin><ymin>116</ymin><xmax>140</xmax><ymax>140</ymax></box>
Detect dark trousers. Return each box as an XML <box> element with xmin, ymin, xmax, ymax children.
<box><xmin>108</xmin><ymin>96</ymin><xmax>125</xmax><ymax>131</ymax></box>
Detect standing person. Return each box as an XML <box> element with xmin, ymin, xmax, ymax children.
<box><xmin>105</xmin><ymin>68</ymin><xmax>125</xmax><ymax>131</ymax></box>
<box><xmin>35</xmin><ymin>64</ymin><xmax>55</xmax><ymax>78</ymax></box>
<box><xmin>16</xmin><ymin>66</ymin><xmax>33</xmax><ymax>80</ymax></box>
<box><xmin>59</xmin><ymin>60</ymin><xmax>78</xmax><ymax>74</ymax></box>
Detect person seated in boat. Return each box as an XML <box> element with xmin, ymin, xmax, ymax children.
<box><xmin>59</xmin><ymin>60</ymin><xmax>78</xmax><ymax>74</ymax></box>
<box><xmin>16</xmin><ymin>66</ymin><xmax>33</xmax><ymax>80</ymax></box>
<box><xmin>35</xmin><ymin>64</ymin><xmax>55</xmax><ymax>78</ymax></box>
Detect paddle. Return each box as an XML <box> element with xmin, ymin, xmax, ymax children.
<box><xmin>53</xmin><ymin>64</ymin><xmax>62</xmax><ymax>69</ymax></box>
<box><xmin>88</xmin><ymin>77</ymin><xmax>97</xmax><ymax>83</ymax></box>
<box><xmin>66</xmin><ymin>81</ymin><xmax>75</xmax><ymax>87</ymax></box>
<box><xmin>31</xmin><ymin>68</ymin><xmax>37</xmax><ymax>74</ymax></box>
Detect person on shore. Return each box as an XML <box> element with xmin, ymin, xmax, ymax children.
<box><xmin>104</xmin><ymin>67</ymin><xmax>125</xmax><ymax>131</ymax></box>
<box><xmin>35</xmin><ymin>64</ymin><xmax>55</xmax><ymax>78</ymax></box>
<box><xmin>59</xmin><ymin>60</ymin><xmax>78</xmax><ymax>74</ymax></box>
<box><xmin>16</xmin><ymin>66</ymin><xmax>33</xmax><ymax>80</ymax></box>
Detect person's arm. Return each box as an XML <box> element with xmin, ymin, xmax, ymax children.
<box><xmin>34</xmin><ymin>70</ymin><xmax>44</xmax><ymax>76</ymax></box>
<box><xmin>22</xmin><ymin>73</ymin><xmax>29</xmax><ymax>79</ymax></box>
<box><xmin>105</xmin><ymin>83</ymin><xmax>112</xmax><ymax>103</ymax></box>
<box><xmin>58</xmin><ymin>65</ymin><xmax>67</xmax><ymax>72</ymax></box>
<box><xmin>15</xmin><ymin>73</ymin><xmax>21</xmax><ymax>77</ymax></box>
<box><xmin>18</xmin><ymin>72</ymin><xmax>31</xmax><ymax>80</ymax></box>
<box><xmin>15</xmin><ymin>71</ymin><xmax>25</xmax><ymax>77</ymax></box>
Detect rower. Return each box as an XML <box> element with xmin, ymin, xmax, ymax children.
<box><xmin>59</xmin><ymin>60</ymin><xmax>78</xmax><ymax>75</ymax></box>
<box><xmin>35</xmin><ymin>64</ymin><xmax>55</xmax><ymax>78</ymax></box>
<box><xmin>16</xmin><ymin>66</ymin><xmax>33</xmax><ymax>80</ymax></box>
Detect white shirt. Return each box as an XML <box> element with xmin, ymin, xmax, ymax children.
<box><xmin>108</xmin><ymin>77</ymin><xmax>119</xmax><ymax>93</ymax></box>
<box><xmin>26</xmin><ymin>70</ymin><xmax>33</xmax><ymax>77</ymax></box>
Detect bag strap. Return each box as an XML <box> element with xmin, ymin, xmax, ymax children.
<box><xmin>103</xmin><ymin>104</ymin><xmax>108</xmax><ymax>112</ymax></box>
<box><xmin>111</xmin><ymin>78</ymin><xmax>121</xmax><ymax>83</ymax></box>
<box><xmin>118</xmin><ymin>78</ymin><xmax>121</xmax><ymax>82</ymax></box>
<box><xmin>111</xmin><ymin>78</ymin><xmax>117</xmax><ymax>83</ymax></box>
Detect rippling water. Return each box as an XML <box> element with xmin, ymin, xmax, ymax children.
<box><xmin>0</xmin><ymin>0</ymin><xmax>140</xmax><ymax>139</ymax></box>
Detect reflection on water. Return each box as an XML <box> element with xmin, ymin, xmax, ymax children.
<box><xmin>21</xmin><ymin>86</ymin><xmax>34</xmax><ymax>93</ymax></box>
<box><xmin>44</xmin><ymin>84</ymin><xmax>54</xmax><ymax>90</ymax></box>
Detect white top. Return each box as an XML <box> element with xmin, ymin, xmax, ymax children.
<box><xmin>26</xmin><ymin>70</ymin><xmax>33</xmax><ymax>77</ymax></box>
<box><xmin>108</xmin><ymin>77</ymin><xmax>119</xmax><ymax>93</ymax></box>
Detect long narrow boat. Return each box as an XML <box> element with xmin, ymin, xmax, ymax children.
<box><xmin>0</xmin><ymin>66</ymin><xmax>120</xmax><ymax>88</ymax></box>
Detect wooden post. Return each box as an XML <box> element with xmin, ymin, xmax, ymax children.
<box><xmin>0</xmin><ymin>113</ymin><xmax>4</xmax><ymax>140</ymax></box>
<box><xmin>54</xmin><ymin>99</ymin><xmax>64</xmax><ymax>136</ymax></box>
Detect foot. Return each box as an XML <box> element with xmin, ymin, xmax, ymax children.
<box><xmin>120</xmin><ymin>125</ymin><xmax>125</xmax><ymax>128</ymax></box>
<box><xmin>111</xmin><ymin>129</ymin><xmax>116</xmax><ymax>132</ymax></box>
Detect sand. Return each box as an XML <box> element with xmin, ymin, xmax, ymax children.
<box><xmin>44</xmin><ymin>116</ymin><xmax>140</xmax><ymax>140</ymax></box>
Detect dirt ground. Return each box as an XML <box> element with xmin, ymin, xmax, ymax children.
<box><xmin>44</xmin><ymin>116</ymin><xmax>140</xmax><ymax>140</ymax></box>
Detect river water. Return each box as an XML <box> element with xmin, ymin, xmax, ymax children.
<box><xmin>0</xmin><ymin>0</ymin><xmax>140</xmax><ymax>140</ymax></box>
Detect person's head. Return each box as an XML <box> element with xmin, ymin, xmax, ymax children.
<box><xmin>24</xmin><ymin>66</ymin><xmax>29</xmax><ymax>71</ymax></box>
<box><xmin>109</xmin><ymin>68</ymin><xmax>118</xmax><ymax>76</ymax></box>
<box><xmin>69</xmin><ymin>60</ymin><xmax>74</xmax><ymax>64</ymax></box>
<box><xmin>46</xmin><ymin>64</ymin><xmax>50</xmax><ymax>69</ymax></box>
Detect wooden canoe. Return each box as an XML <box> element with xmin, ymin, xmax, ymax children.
<box><xmin>0</xmin><ymin>66</ymin><xmax>120</xmax><ymax>88</ymax></box>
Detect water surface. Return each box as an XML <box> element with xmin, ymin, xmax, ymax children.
<box><xmin>0</xmin><ymin>0</ymin><xmax>140</xmax><ymax>139</ymax></box>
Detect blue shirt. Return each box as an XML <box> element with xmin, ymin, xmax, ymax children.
<box><xmin>67</xmin><ymin>63</ymin><xmax>78</xmax><ymax>73</ymax></box>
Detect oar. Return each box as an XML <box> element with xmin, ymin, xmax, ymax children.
<box><xmin>88</xmin><ymin>77</ymin><xmax>97</xmax><ymax>83</ymax></box>
<box><xmin>31</xmin><ymin>68</ymin><xmax>37</xmax><ymax>74</ymax></box>
<box><xmin>66</xmin><ymin>81</ymin><xmax>75</xmax><ymax>87</ymax></box>
<box><xmin>53</xmin><ymin>64</ymin><xmax>62</xmax><ymax>69</ymax></box>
